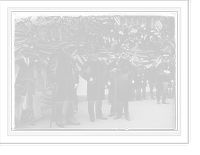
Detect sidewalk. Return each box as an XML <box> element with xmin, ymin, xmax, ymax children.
<box><xmin>15</xmin><ymin>96</ymin><xmax>176</xmax><ymax>130</ymax></box>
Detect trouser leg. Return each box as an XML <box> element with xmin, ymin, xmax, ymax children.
<box><xmin>123</xmin><ymin>102</ymin><xmax>129</xmax><ymax>118</ymax></box>
<box><xmin>26</xmin><ymin>88</ymin><xmax>34</xmax><ymax>121</ymax></box>
<box><xmin>33</xmin><ymin>91</ymin><xmax>42</xmax><ymax>119</ymax></box>
<box><xmin>117</xmin><ymin>102</ymin><xmax>123</xmax><ymax>117</ymax></box>
<box><xmin>95</xmin><ymin>100</ymin><xmax>103</xmax><ymax>117</ymax></box>
<box><xmin>132</xmin><ymin>89</ymin><xmax>136</xmax><ymax>100</ymax></box>
<box><xmin>88</xmin><ymin>101</ymin><xmax>95</xmax><ymax>121</ymax></box>
<box><xmin>162</xmin><ymin>82</ymin><xmax>168</xmax><ymax>103</ymax></box>
<box><xmin>55</xmin><ymin>101</ymin><xmax>64</xmax><ymax>124</ymax></box>
<box><xmin>64</xmin><ymin>101</ymin><xmax>75</xmax><ymax>124</ymax></box>
<box><xmin>142</xmin><ymin>87</ymin><xmax>146</xmax><ymax>99</ymax></box>
<box><xmin>15</xmin><ymin>95</ymin><xmax>25</xmax><ymax>122</ymax></box>
<box><xmin>110</xmin><ymin>102</ymin><xmax>116</xmax><ymax>115</ymax></box>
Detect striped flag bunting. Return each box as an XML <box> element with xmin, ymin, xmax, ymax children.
<box><xmin>114</xmin><ymin>16</ymin><xmax>121</xmax><ymax>25</ymax></box>
<box><xmin>15</xmin><ymin>33</ymin><xmax>173</xmax><ymax>105</ymax></box>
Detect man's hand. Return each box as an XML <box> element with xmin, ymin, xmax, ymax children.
<box><xmin>89</xmin><ymin>77</ymin><xmax>94</xmax><ymax>82</ymax></box>
<box><xmin>74</xmin><ymin>84</ymin><xmax>79</xmax><ymax>89</ymax></box>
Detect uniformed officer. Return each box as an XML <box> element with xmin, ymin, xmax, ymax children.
<box><xmin>155</xmin><ymin>54</ymin><xmax>171</xmax><ymax>104</ymax></box>
<box><xmin>129</xmin><ymin>57</ymin><xmax>142</xmax><ymax>101</ymax></box>
<box><xmin>107</xmin><ymin>45</ymin><xmax>134</xmax><ymax>121</ymax></box>
<box><xmin>31</xmin><ymin>48</ymin><xmax>47</xmax><ymax>120</ymax></box>
<box><xmin>168</xmin><ymin>59</ymin><xmax>176</xmax><ymax>98</ymax></box>
<box><xmin>140</xmin><ymin>58</ymin><xmax>148</xmax><ymax>100</ymax></box>
<box><xmin>80</xmin><ymin>44</ymin><xmax>107</xmax><ymax>122</ymax></box>
<box><xmin>148</xmin><ymin>61</ymin><xmax>158</xmax><ymax>99</ymax></box>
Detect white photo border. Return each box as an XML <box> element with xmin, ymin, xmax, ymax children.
<box><xmin>0</xmin><ymin>0</ymin><xmax>190</xmax><ymax>144</ymax></box>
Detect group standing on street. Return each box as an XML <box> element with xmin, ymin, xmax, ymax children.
<box><xmin>15</xmin><ymin>39</ymin><xmax>176</xmax><ymax>128</ymax></box>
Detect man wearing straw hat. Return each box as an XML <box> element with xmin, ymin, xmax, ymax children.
<box><xmin>80</xmin><ymin>44</ymin><xmax>107</xmax><ymax>122</ymax></box>
<box><xmin>156</xmin><ymin>54</ymin><xmax>172</xmax><ymax>104</ymax></box>
<box><xmin>47</xmin><ymin>40</ymin><xmax>80</xmax><ymax>128</ymax></box>
<box><xmin>107</xmin><ymin>45</ymin><xmax>134</xmax><ymax>121</ymax></box>
<box><xmin>15</xmin><ymin>44</ymin><xmax>37</xmax><ymax>126</ymax></box>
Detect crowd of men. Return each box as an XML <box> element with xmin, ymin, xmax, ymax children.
<box><xmin>15</xmin><ymin>17</ymin><xmax>176</xmax><ymax>128</ymax></box>
<box><xmin>14</xmin><ymin>45</ymin><xmax>176</xmax><ymax>128</ymax></box>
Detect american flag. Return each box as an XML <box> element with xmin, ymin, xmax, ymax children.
<box><xmin>114</xmin><ymin>16</ymin><xmax>121</xmax><ymax>25</ymax></box>
<box><xmin>154</xmin><ymin>19</ymin><xmax>163</xmax><ymax>31</ymax></box>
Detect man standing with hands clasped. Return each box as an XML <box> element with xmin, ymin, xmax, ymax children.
<box><xmin>107</xmin><ymin>45</ymin><xmax>134</xmax><ymax>121</ymax></box>
<box><xmin>47</xmin><ymin>40</ymin><xmax>80</xmax><ymax>128</ymax></box>
<box><xmin>80</xmin><ymin>44</ymin><xmax>107</xmax><ymax>122</ymax></box>
<box><xmin>156</xmin><ymin>54</ymin><xmax>172</xmax><ymax>104</ymax></box>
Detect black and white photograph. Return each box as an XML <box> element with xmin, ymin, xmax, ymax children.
<box><xmin>0</xmin><ymin>0</ymin><xmax>190</xmax><ymax>145</ymax></box>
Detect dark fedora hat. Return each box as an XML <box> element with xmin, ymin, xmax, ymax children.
<box><xmin>113</xmin><ymin>44</ymin><xmax>124</xmax><ymax>53</ymax></box>
<box><xmin>91</xmin><ymin>44</ymin><xmax>99</xmax><ymax>53</ymax></box>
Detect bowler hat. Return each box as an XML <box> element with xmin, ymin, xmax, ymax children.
<box><xmin>21</xmin><ymin>43</ymin><xmax>31</xmax><ymax>50</ymax></box>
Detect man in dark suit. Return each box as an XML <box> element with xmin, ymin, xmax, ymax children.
<box><xmin>31</xmin><ymin>48</ymin><xmax>47</xmax><ymax>120</ymax></box>
<box><xmin>107</xmin><ymin>45</ymin><xmax>134</xmax><ymax>121</ymax></box>
<box><xmin>15</xmin><ymin>44</ymin><xmax>37</xmax><ymax>126</ymax></box>
<box><xmin>156</xmin><ymin>54</ymin><xmax>172</xmax><ymax>104</ymax></box>
<box><xmin>147</xmin><ymin>65</ymin><xmax>157</xmax><ymax>99</ymax></box>
<box><xmin>80</xmin><ymin>45</ymin><xmax>107</xmax><ymax>122</ymax></box>
<box><xmin>130</xmin><ymin>57</ymin><xmax>142</xmax><ymax>101</ymax></box>
<box><xmin>47</xmin><ymin>40</ymin><xmax>80</xmax><ymax>128</ymax></box>
<box><xmin>140</xmin><ymin>58</ymin><xmax>148</xmax><ymax>99</ymax></box>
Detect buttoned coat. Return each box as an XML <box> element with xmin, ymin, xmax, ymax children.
<box><xmin>107</xmin><ymin>58</ymin><xmax>134</xmax><ymax>102</ymax></box>
<box><xmin>156</xmin><ymin>62</ymin><xmax>172</xmax><ymax>83</ymax></box>
<box><xmin>35</xmin><ymin>61</ymin><xmax>47</xmax><ymax>92</ymax></box>
<box><xmin>80</xmin><ymin>58</ymin><xmax>107</xmax><ymax>101</ymax></box>
<box><xmin>148</xmin><ymin>66</ymin><xmax>158</xmax><ymax>83</ymax></box>
<box><xmin>15</xmin><ymin>58</ymin><xmax>37</xmax><ymax>96</ymax></box>
<box><xmin>129</xmin><ymin>65</ymin><xmax>142</xmax><ymax>89</ymax></box>
<box><xmin>140</xmin><ymin>65</ymin><xmax>148</xmax><ymax>87</ymax></box>
<box><xmin>47</xmin><ymin>49</ymin><xmax>78</xmax><ymax>102</ymax></box>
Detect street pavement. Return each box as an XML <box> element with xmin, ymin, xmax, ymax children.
<box><xmin>15</xmin><ymin>95</ymin><xmax>176</xmax><ymax>130</ymax></box>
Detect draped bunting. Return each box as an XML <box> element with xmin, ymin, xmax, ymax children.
<box><xmin>15</xmin><ymin>32</ymin><xmax>173</xmax><ymax>105</ymax></box>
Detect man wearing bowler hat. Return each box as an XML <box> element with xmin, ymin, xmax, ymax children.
<box><xmin>156</xmin><ymin>54</ymin><xmax>172</xmax><ymax>104</ymax></box>
<box><xmin>31</xmin><ymin>48</ymin><xmax>47</xmax><ymax>120</ymax></box>
<box><xmin>15</xmin><ymin>44</ymin><xmax>37</xmax><ymax>126</ymax></box>
<box><xmin>107</xmin><ymin>44</ymin><xmax>134</xmax><ymax>121</ymax></box>
<box><xmin>47</xmin><ymin>40</ymin><xmax>80</xmax><ymax>128</ymax></box>
<box><xmin>80</xmin><ymin>44</ymin><xmax>107</xmax><ymax>122</ymax></box>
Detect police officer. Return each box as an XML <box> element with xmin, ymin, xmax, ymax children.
<box><xmin>130</xmin><ymin>57</ymin><xmax>142</xmax><ymax>101</ymax></box>
<box><xmin>147</xmin><ymin>65</ymin><xmax>157</xmax><ymax>100</ymax></box>
<box><xmin>112</xmin><ymin>57</ymin><xmax>132</xmax><ymax>121</ymax></box>
<box><xmin>155</xmin><ymin>54</ymin><xmax>171</xmax><ymax>104</ymax></box>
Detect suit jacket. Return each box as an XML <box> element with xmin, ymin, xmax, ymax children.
<box><xmin>35</xmin><ymin>61</ymin><xmax>47</xmax><ymax>92</ymax></box>
<box><xmin>140</xmin><ymin>65</ymin><xmax>148</xmax><ymax>87</ymax></box>
<box><xmin>15</xmin><ymin>58</ymin><xmax>37</xmax><ymax>96</ymax></box>
<box><xmin>156</xmin><ymin>62</ymin><xmax>172</xmax><ymax>83</ymax></box>
<box><xmin>80</xmin><ymin>59</ymin><xmax>107</xmax><ymax>101</ymax></box>
<box><xmin>107</xmin><ymin>58</ymin><xmax>134</xmax><ymax>102</ymax></box>
<box><xmin>129</xmin><ymin>66</ymin><xmax>142</xmax><ymax>89</ymax></box>
<box><xmin>47</xmin><ymin>49</ymin><xmax>78</xmax><ymax>102</ymax></box>
<box><xmin>148</xmin><ymin>66</ymin><xmax>158</xmax><ymax>83</ymax></box>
